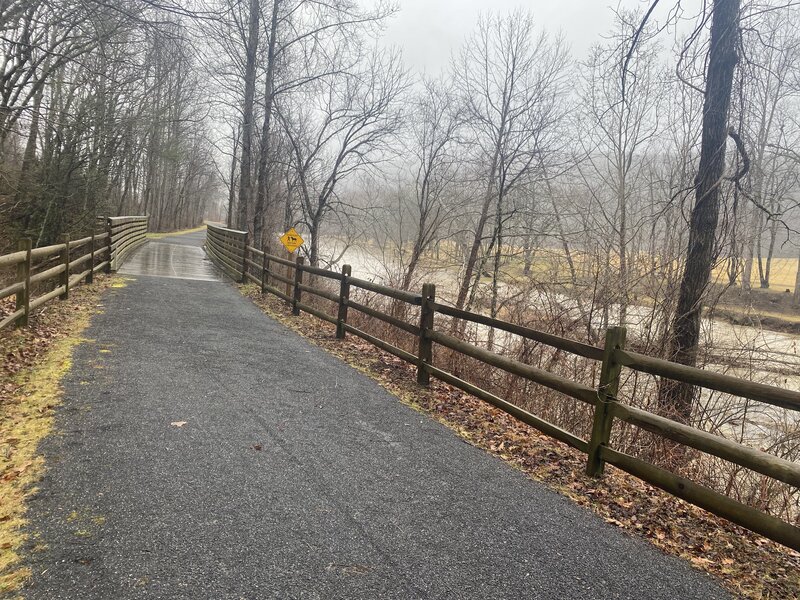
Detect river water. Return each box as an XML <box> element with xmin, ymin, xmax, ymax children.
<box><xmin>320</xmin><ymin>241</ymin><xmax>800</xmax><ymax>439</ymax></box>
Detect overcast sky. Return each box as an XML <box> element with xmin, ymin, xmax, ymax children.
<box><xmin>377</xmin><ymin>0</ymin><xmax>701</xmax><ymax>74</ymax></box>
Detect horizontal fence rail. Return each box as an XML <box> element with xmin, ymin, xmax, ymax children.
<box><xmin>0</xmin><ymin>215</ymin><xmax>149</xmax><ymax>331</ymax></box>
<box><xmin>203</xmin><ymin>235</ymin><xmax>800</xmax><ymax>552</ymax></box>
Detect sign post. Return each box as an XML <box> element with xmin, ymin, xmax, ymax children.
<box><xmin>279</xmin><ymin>228</ymin><xmax>305</xmax><ymax>304</ymax></box>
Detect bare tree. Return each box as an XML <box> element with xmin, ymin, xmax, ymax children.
<box><xmin>736</xmin><ymin>4</ymin><xmax>800</xmax><ymax>290</ymax></box>
<box><xmin>399</xmin><ymin>75</ymin><xmax>461</xmax><ymax>290</ymax></box>
<box><xmin>660</xmin><ymin>0</ymin><xmax>742</xmax><ymax>422</ymax></box>
<box><xmin>1</xmin><ymin>2</ymin><xmax>219</xmax><ymax>247</ymax></box>
<box><xmin>235</xmin><ymin>0</ymin><xmax>260</xmax><ymax>230</ymax></box>
<box><xmin>451</xmin><ymin>10</ymin><xmax>570</xmax><ymax>312</ymax></box>
<box><xmin>276</xmin><ymin>47</ymin><xmax>406</xmax><ymax>265</ymax></box>
<box><xmin>577</xmin><ymin>8</ymin><xmax>664</xmax><ymax>327</ymax></box>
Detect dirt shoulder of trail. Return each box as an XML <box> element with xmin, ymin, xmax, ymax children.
<box><xmin>239</xmin><ymin>283</ymin><xmax>800</xmax><ymax>600</ymax></box>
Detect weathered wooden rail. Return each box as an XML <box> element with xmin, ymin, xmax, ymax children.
<box><xmin>204</xmin><ymin>224</ymin><xmax>800</xmax><ymax>551</ymax></box>
<box><xmin>0</xmin><ymin>216</ymin><xmax>149</xmax><ymax>331</ymax></box>
<box><xmin>108</xmin><ymin>216</ymin><xmax>149</xmax><ymax>271</ymax></box>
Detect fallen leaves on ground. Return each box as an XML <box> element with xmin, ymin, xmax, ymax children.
<box><xmin>240</xmin><ymin>283</ymin><xmax>800</xmax><ymax>600</ymax></box>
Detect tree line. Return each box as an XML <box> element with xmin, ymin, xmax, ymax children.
<box><xmin>0</xmin><ymin>0</ymin><xmax>218</xmax><ymax>250</ymax></box>
<box><xmin>3</xmin><ymin>0</ymin><xmax>798</xmax><ymax>425</ymax></box>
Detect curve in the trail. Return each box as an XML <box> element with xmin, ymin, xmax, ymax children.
<box><xmin>18</xmin><ymin>228</ymin><xmax>729</xmax><ymax>599</ymax></box>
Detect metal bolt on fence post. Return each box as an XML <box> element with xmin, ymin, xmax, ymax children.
<box><xmin>586</xmin><ymin>326</ymin><xmax>627</xmax><ymax>477</ymax></box>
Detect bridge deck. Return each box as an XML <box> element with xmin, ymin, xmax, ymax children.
<box><xmin>118</xmin><ymin>230</ymin><xmax>222</xmax><ymax>281</ymax></box>
<box><xmin>21</xmin><ymin>229</ymin><xmax>728</xmax><ymax>599</ymax></box>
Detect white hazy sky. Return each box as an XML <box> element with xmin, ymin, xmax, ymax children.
<box><xmin>377</xmin><ymin>0</ymin><xmax>701</xmax><ymax>74</ymax></box>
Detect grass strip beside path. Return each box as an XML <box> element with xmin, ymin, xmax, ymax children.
<box><xmin>0</xmin><ymin>276</ymin><xmax>117</xmax><ymax>594</ymax></box>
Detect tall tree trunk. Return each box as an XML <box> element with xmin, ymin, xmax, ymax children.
<box><xmin>309</xmin><ymin>215</ymin><xmax>321</xmax><ymax>267</ymax></box>
<box><xmin>658</xmin><ymin>0</ymin><xmax>740</xmax><ymax>423</ymax></box>
<box><xmin>401</xmin><ymin>230</ymin><xmax>426</xmax><ymax>291</ymax></box>
<box><xmin>253</xmin><ymin>0</ymin><xmax>281</xmax><ymax>247</ymax></box>
<box><xmin>454</xmin><ymin>132</ymin><xmax>502</xmax><ymax>312</ymax></box>
<box><xmin>252</xmin><ymin>0</ymin><xmax>281</xmax><ymax>247</ymax></box>
<box><xmin>762</xmin><ymin>218</ymin><xmax>777</xmax><ymax>289</ymax></box>
<box><xmin>742</xmin><ymin>216</ymin><xmax>754</xmax><ymax>291</ymax></box>
<box><xmin>227</xmin><ymin>125</ymin><xmax>239</xmax><ymax>228</ymax></box>
<box><xmin>727</xmin><ymin>175</ymin><xmax>741</xmax><ymax>286</ymax></box>
<box><xmin>15</xmin><ymin>75</ymin><xmax>46</xmax><ymax>231</ymax></box>
<box><xmin>756</xmin><ymin>216</ymin><xmax>766</xmax><ymax>287</ymax></box>
<box><xmin>487</xmin><ymin>196</ymin><xmax>503</xmax><ymax>351</ymax></box>
<box><xmin>236</xmin><ymin>0</ymin><xmax>260</xmax><ymax>231</ymax></box>
<box><xmin>617</xmin><ymin>155</ymin><xmax>628</xmax><ymax>327</ymax></box>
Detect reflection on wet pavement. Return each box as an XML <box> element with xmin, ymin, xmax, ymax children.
<box><xmin>118</xmin><ymin>239</ymin><xmax>221</xmax><ymax>281</ymax></box>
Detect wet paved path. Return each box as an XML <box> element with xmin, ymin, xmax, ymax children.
<box><xmin>118</xmin><ymin>230</ymin><xmax>221</xmax><ymax>282</ymax></box>
<box><xmin>19</xmin><ymin>229</ymin><xmax>729</xmax><ymax>599</ymax></box>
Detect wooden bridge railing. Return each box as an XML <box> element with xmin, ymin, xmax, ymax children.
<box><xmin>203</xmin><ymin>227</ymin><xmax>800</xmax><ymax>551</ymax></box>
<box><xmin>108</xmin><ymin>216</ymin><xmax>149</xmax><ymax>271</ymax></box>
<box><xmin>0</xmin><ymin>215</ymin><xmax>149</xmax><ymax>331</ymax></box>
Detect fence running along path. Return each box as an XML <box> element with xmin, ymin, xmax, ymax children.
<box><xmin>205</xmin><ymin>223</ymin><xmax>800</xmax><ymax>552</ymax></box>
<box><xmin>0</xmin><ymin>216</ymin><xmax>149</xmax><ymax>331</ymax></box>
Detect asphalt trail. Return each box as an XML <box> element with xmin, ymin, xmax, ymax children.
<box><xmin>18</xmin><ymin>232</ymin><xmax>729</xmax><ymax>599</ymax></box>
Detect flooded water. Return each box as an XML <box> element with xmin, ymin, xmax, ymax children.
<box><xmin>321</xmin><ymin>240</ymin><xmax>800</xmax><ymax>425</ymax></box>
<box><xmin>323</xmin><ymin>242</ymin><xmax>800</xmax><ymax>368</ymax></box>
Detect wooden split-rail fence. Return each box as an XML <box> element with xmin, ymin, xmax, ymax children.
<box><xmin>206</xmin><ymin>223</ymin><xmax>800</xmax><ymax>552</ymax></box>
<box><xmin>0</xmin><ymin>216</ymin><xmax>148</xmax><ymax>331</ymax></box>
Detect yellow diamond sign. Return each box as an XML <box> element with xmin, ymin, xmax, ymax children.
<box><xmin>279</xmin><ymin>227</ymin><xmax>304</xmax><ymax>253</ymax></box>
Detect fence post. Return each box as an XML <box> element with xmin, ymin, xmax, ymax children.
<box><xmin>86</xmin><ymin>231</ymin><xmax>95</xmax><ymax>284</ymax></box>
<box><xmin>105</xmin><ymin>218</ymin><xmax>113</xmax><ymax>273</ymax></box>
<box><xmin>586</xmin><ymin>326</ymin><xmax>627</xmax><ymax>477</ymax></box>
<box><xmin>15</xmin><ymin>238</ymin><xmax>32</xmax><ymax>327</ymax></box>
<box><xmin>261</xmin><ymin>252</ymin><xmax>270</xmax><ymax>294</ymax></box>
<box><xmin>292</xmin><ymin>256</ymin><xmax>304</xmax><ymax>316</ymax></box>
<box><xmin>59</xmin><ymin>234</ymin><xmax>70</xmax><ymax>299</ymax></box>
<box><xmin>240</xmin><ymin>233</ymin><xmax>249</xmax><ymax>284</ymax></box>
<box><xmin>336</xmin><ymin>264</ymin><xmax>352</xmax><ymax>339</ymax></box>
<box><xmin>417</xmin><ymin>282</ymin><xmax>436</xmax><ymax>385</ymax></box>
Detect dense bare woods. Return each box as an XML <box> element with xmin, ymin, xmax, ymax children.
<box><xmin>0</xmin><ymin>1</ymin><xmax>219</xmax><ymax>249</ymax></box>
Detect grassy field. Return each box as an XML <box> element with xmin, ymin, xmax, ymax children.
<box><xmin>497</xmin><ymin>245</ymin><xmax>800</xmax><ymax>295</ymax></box>
<box><xmin>712</xmin><ymin>257</ymin><xmax>799</xmax><ymax>292</ymax></box>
